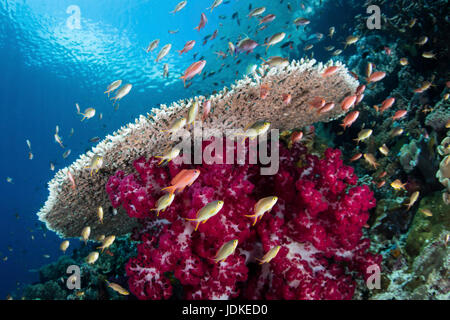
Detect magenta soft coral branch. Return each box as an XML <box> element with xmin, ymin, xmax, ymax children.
<box><xmin>106</xmin><ymin>138</ymin><xmax>381</xmax><ymax>300</ymax></box>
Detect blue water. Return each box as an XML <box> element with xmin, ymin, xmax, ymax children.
<box><xmin>0</xmin><ymin>0</ymin><xmax>366</xmax><ymax>298</ymax></box>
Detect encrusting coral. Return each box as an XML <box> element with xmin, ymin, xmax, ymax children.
<box><xmin>106</xmin><ymin>138</ymin><xmax>381</xmax><ymax>300</ymax></box>
<box><xmin>37</xmin><ymin>58</ymin><xmax>359</xmax><ymax>239</ymax></box>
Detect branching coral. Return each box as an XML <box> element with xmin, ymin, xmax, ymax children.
<box><xmin>106</xmin><ymin>138</ymin><xmax>380</xmax><ymax>300</ymax></box>
<box><xmin>37</xmin><ymin>58</ymin><xmax>359</xmax><ymax>238</ymax></box>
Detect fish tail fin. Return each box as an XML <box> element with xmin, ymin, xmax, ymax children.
<box><xmin>154</xmin><ymin>156</ymin><xmax>165</xmax><ymax>165</ymax></box>
<box><xmin>179</xmin><ymin>75</ymin><xmax>186</xmax><ymax>86</ymax></box>
<box><xmin>177</xmin><ymin>50</ymin><xmax>183</xmax><ymax>55</ymax></box>
<box><xmin>161</xmin><ymin>185</ymin><xmax>176</xmax><ymax>195</ymax></box>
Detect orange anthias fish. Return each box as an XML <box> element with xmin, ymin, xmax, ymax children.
<box><xmin>178</xmin><ymin>40</ymin><xmax>196</xmax><ymax>55</ymax></box>
<box><xmin>291</xmin><ymin>131</ymin><xmax>303</xmax><ymax>144</ymax></box>
<box><xmin>392</xmin><ymin>110</ymin><xmax>407</xmax><ymax>121</ymax></box>
<box><xmin>350</xmin><ymin>153</ymin><xmax>362</xmax><ymax>162</ymax></box>
<box><xmin>340</xmin><ymin>111</ymin><xmax>359</xmax><ymax>130</ymax></box>
<box><xmin>180</xmin><ymin>60</ymin><xmax>206</xmax><ymax>87</ymax></box>
<box><xmin>194</xmin><ymin>13</ymin><xmax>208</xmax><ymax>31</ymax></box>
<box><xmin>260</xmin><ymin>83</ymin><xmax>271</xmax><ymax>99</ymax></box>
<box><xmin>356</xmin><ymin>94</ymin><xmax>364</xmax><ymax>105</ymax></box>
<box><xmin>380</xmin><ymin>97</ymin><xmax>395</xmax><ymax>113</ymax></box>
<box><xmin>355</xmin><ymin>84</ymin><xmax>366</xmax><ymax>96</ymax></box>
<box><xmin>162</xmin><ymin>169</ymin><xmax>201</xmax><ymax>194</ymax></box>
<box><xmin>367</xmin><ymin>71</ymin><xmax>386</xmax><ymax>83</ymax></box>
<box><xmin>322</xmin><ymin>66</ymin><xmax>339</xmax><ymax>77</ymax></box>
<box><xmin>318</xmin><ymin>102</ymin><xmax>335</xmax><ymax>114</ymax></box>
<box><xmin>341</xmin><ymin>95</ymin><xmax>357</xmax><ymax>111</ymax></box>
<box><xmin>67</xmin><ymin>170</ymin><xmax>76</xmax><ymax>190</ymax></box>
<box><xmin>202</xmin><ymin>100</ymin><xmax>211</xmax><ymax>121</ymax></box>
<box><xmin>282</xmin><ymin>93</ymin><xmax>292</xmax><ymax>105</ymax></box>
<box><xmin>309</xmin><ymin>96</ymin><xmax>325</xmax><ymax>109</ymax></box>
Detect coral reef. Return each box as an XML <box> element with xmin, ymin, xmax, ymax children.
<box><xmin>106</xmin><ymin>137</ymin><xmax>380</xmax><ymax>300</ymax></box>
<box><xmin>399</xmin><ymin>138</ymin><xmax>422</xmax><ymax>173</ymax></box>
<box><xmin>425</xmin><ymin>100</ymin><xmax>450</xmax><ymax>132</ymax></box>
<box><xmin>437</xmin><ymin>132</ymin><xmax>450</xmax><ymax>157</ymax></box>
<box><xmin>437</xmin><ymin>155</ymin><xmax>450</xmax><ymax>192</ymax></box>
<box><xmin>37</xmin><ymin>59</ymin><xmax>359</xmax><ymax>239</ymax></box>
<box><xmin>23</xmin><ymin>237</ymin><xmax>136</xmax><ymax>300</ymax></box>
<box><xmin>369</xmin><ymin>192</ymin><xmax>449</xmax><ymax>300</ymax></box>
<box><xmin>437</xmin><ymin>131</ymin><xmax>450</xmax><ymax>203</ymax></box>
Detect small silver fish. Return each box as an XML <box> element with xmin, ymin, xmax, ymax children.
<box><xmin>155</xmin><ymin>44</ymin><xmax>172</xmax><ymax>63</ymax></box>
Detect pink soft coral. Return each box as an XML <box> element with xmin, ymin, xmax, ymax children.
<box><xmin>106</xmin><ymin>137</ymin><xmax>381</xmax><ymax>300</ymax></box>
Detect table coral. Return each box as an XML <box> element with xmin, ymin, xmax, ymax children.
<box><xmin>106</xmin><ymin>138</ymin><xmax>381</xmax><ymax>300</ymax></box>
<box><xmin>37</xmin><ymin>58</ymin><xmax>358</xmax><ymax>239</ymax></box>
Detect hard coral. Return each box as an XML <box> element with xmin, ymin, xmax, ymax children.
<box><xmin>106</xmin><ymin>138</ymin><xmax>380</xmax><ymax>300</ymax></box>
<box><xmin>38</xmin><ymin>58</ymin><xmax>358</xmax><ymax>239</ymax></box>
